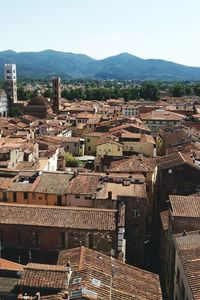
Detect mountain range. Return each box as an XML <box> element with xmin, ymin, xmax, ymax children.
<box><xmin>0</xmin><ymin>50</ymin><xmax>200</xmax><ymax>80</ymax></box>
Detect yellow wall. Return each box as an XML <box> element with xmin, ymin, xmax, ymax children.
<box><xmin>123</xmin><ymin>141</ymin><xmax>154</xmax><ymax>157</ymax></box>
<box><xmin>83</xmin><ymin>135</ymin><xmax>99</xmax><ymax>155</ymax></box>
<box><xmin>156</xmin><ymin>134</ymin><xmax>164</xmax><ymax>155</ymax></box>
<box><xmin>96</xmin><ymin>142</ymin><xmax>123</xmax><ymax>157</ymax></box>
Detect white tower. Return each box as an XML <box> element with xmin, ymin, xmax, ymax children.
<box><xmin>4</xmin><ymin>64</ymin><xmax>17</xmax><ymax>103</ymax></box>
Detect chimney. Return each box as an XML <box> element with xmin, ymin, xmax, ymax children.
<box><xmin>182</xmin><ymin>230</ymin><xmax>187</xmax><ymax>236</ymax></box>
<box><xmin>153</xmin><ymin>145</ymin><xmax>157</xmax><ymax>157</ymax></box>
<box><xmin>108</xmin><ymin>191</ymin><xmax>112</xmax><ymax>200</ymax></box>
<box><xmin>65</xmin><ymin>261</ymin><xmax>72</xmax><ymax>288</ymax></box>
<box><xmin>62</xmin><ymin>291</ymin><xmax>69</xmax><ymax>299</ymax></box>
<box><xmin>17</xmin><ymin>293</ymin><xmax>24</xmax><ymax>300</ymax></box>
<box><xmin>35</xmin><ymin>292</ymin><xmax>40</xmax><ymax>300</ymax></box>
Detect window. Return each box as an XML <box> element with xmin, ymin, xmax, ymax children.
<box><xmin>87</xmin><ymin>139</ymin><xmax>90</xmax><ymax>142</ymax></box>
<box><xmin>13</xmin><ymin>192</ymin><xmax>17</xmax><ymax>202</ymax></box>
<box><xmin>32</xmin><ymin>193</ymin><xmax>36</xmax><ymax>200</ymax></box>
<box><xmin>75</xmin><ymin>194</ymin><xmax>80</xmax><ymax>199</ymax></box>
<box><xmin>57</xmin><ymin>196</ymin><xmax>62</xmax><ymax>206</ymax></box>
<box><xmin>72</xmin><ymin>277</ymin><xmax>82</xmax><ymax>284</ymax></box>
<box><xmin>133</xmin><ymin>209</ymin><xmax>140</xmax><ymax>217</ymax></box>
<box><xmin>118</xmin><ymin>147</ymin><xmax>121</xmax><ymax>151</ymax></box>
<box><xmin>176</xmin><ymin>267</ymin><xmax>180</xmax><ymax>284</ymax></box>
<box><xmin>3</xmin><ymin>192</ymin><xmax>7</xmax><ymax>202</ymax></box>
<box><xmin>132</xmin><ymin>226</ymin><xmax>139</xmax><ymax>237</ymax></box>
<box><xmin>91</xmin><ymin>278</ymin><xmax>101</xmax><ymax>287</ymax></box>
<box><xmin>17</xmin><ymin>229</ymin><xmax>21</xmax><ymax>245</ymax></box>
<box><xmin>74</xmin><ymin>143</ymin><xmax>77</xmax><ymax>147</ymax></box>
<box><xmin>66</xmin><ymin>145</ymin><xmax>69</xmax><ymax>150</ymax></box>
<box><xmin>24</xmin><ymin>192</ymin><xmax>28</xmax><ymax>200</ymax></box>
<box><xmin>0</xmin><ymin>229</ymin><xmax>3</xmax><ymax>245</ymax></box>
<box><xmin>60</xmin><ymin>232</ymin><xmax>65</xmax><ymax>248</ymax></box>
<box><xmin>32</xmin><ymin>231</ymin><xmax>39</xmax><ymax>246</ymax></box>
<box><xmin>88</xmin><ymin>146</ymin><xmax>91</xmax><ymax>151</ymax></box>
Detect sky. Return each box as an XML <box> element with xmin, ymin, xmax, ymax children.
<box><xmin>1</xmin><ymin>0</ymin><xmax>200</xmax><ymax>66</ymax></box>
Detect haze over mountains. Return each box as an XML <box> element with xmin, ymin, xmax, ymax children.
<box><xmin>0</xmin><ymin>50</ymin><xmax>200</xmax><ymax>80</ymax></box>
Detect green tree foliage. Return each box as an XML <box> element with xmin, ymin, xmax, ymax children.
<box><xmin>170</xmin><ymin>84</ymin><xmax>185</xmax><ymax>97</ymax></box>
<box><xmin>64</xmin><ymin>152</ymin><xmax>79</xmax><ymax>167</ymax></box>
<box><xmin>17</xmin><ymin>86</ymin><xmax>33</xmax><ymax>100</ymax></box>
<box><xmin>140</xmin><ymin>82</ymin><xmax>160</xmax><ymax>101</ymax></box>
<box><xmin>184</xmin><ymin>86</ymin><xmax>193</xmax><ymax>96</ymax></box>
<box><xmin>193</xmin><ymin>83</ymin><xmax>200</xmax><ymax>96</ymax></box>
<box><xmin>9</xmin><ymin>107</ymin><xmax>22</xmax><ymax>117</ymax></box>
<box><xmin>43</xmin><ymin>89</ymin><xmax>53</xmax><ymax>98</ymax></box>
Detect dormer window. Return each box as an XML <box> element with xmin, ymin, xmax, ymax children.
<box><xmin>91</xmin><ymin>278</ymin><xmax>101</xmax><ymax>287</ymax></box>
<box><xmin>72</xmin><ymin>277</ymin><xmax>82</xmax><ymax>284</ymax></box>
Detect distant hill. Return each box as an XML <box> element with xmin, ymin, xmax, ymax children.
<box><xmin>0</xmin><ymin>50</ymin><xmax>200</xmax><ymax>80</ymax></box>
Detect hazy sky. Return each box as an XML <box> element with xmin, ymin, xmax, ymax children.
<box><xmin>1</xmin><ymin>0</ymin><xmax>200</xmax><ymax>66</ymax></box>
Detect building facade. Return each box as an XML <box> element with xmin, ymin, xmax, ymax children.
<box><xmin>4</xmin><ymin>64</ymin><xmax>17</xmax><ymax>104</ymax></box>
<box><xmin>0</xmin><ymin>90</ymin><xmax>9</xmax><ymax>117</ymax></box>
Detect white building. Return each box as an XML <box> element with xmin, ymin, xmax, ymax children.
<box><xmin>4</xmin><ymin>63</ymin><xmax>17</xmax><ymax>103</ymax></box>
<box><xmin>0</xmin><ymin>90</ymin><xmax>8</xmax><ymax>117</ymax></box>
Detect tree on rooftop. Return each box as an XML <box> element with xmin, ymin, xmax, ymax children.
<box><xmin>64</xmin><ymin>152</ymin><xmax>79</xmax><ymax>167</ymax></box>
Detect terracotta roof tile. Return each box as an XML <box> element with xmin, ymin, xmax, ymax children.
<box><xmin>58</xmin><ymin>246</ymin><xmax>162</xmax><ymax>300</ymax></box>
<box><xmin>169</xmin><ymin>195</ymin><xmax>200</xmax><ymax>218</ymax></box>
<box><xmin>0</xmin><ymin>203</ymin><xmax>117</xmax><ymax>231</ymax></box>
<box><xmin>156</xmin><ymin>152</ymin><xmax>200</xmax><ymax>170</ymax></box>
<box><xmin>0</xmin><ymin>258</ymin><xmax>24</xmax><ymax>271</ymax></box>
<box><xmin>110</xmin><ymin>156</ymin><xmax>156</xmax><ymax>173</ymax></box>
<box><xmin>67</xmin><ymin>174</ymin><xmax>101</xmax><ymax>195</ymax></box>
<box><xmin>173</xmin><ymin>231</ymin><xmax>200</xmax><ymax>299</ymax></box>
<box><xmin>19</xmin><ymin>263</ymin><xmax>68</xmax><ymax>289</ymax></box>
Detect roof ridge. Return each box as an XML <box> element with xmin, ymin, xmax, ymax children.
<box><xmin>0</xmin><ymin>202</ymin><xmax>117</xmax><ymax>212</ymax></box>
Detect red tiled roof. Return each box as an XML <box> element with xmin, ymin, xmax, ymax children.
<box><xmin>0</xmin><ymin>258</ymin><xmax>24</xmax><ymax>271</ymax></box>
<box><xmin>173</xmin><ymin>231</ymin><xmax>200</xmax><ymax>299</ymax></box>
<box><xmin>169</xmin><ymin>195</ymin><xmax>200</xmax><ymax>218</ymax></box>
<box><xmin>67</xmin><ymin>174</ymin><xmax>101</xmax><ymax>195</ymax></box>
<box><xmin>140</xmin><ymin>110</ymin><xmax>185</xmax><ymax>121</ymax></box>
<box><xmin>58</xmin><ymin>246</ymin><xmax>162</xmax><ymax>300</ymax></box>
<box><xmin>156</xmin><ymin>152</ymin><xmax>200</xmax><ymax>170</ymax></box>
<box><xmin>0</xmin><ymin>203</ymin><xmax>117</xmax><ymax>231</ymax></box>
<box><xmin>110</xmin><ymin>156</ymin><xmax>156</xmax><ymax>173</ymax></box>
<box><xmin>19</xmin><ymin>263</ymin><xmax>68</xmax><ymax>289</ymax></box>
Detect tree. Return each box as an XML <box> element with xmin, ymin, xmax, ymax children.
<box><xmin>170</xmin><ymin>84</ymin><xmax>185</xmax><ymax>97</ymax></box>
<box><xmin>64</xmin><ymin>152</ymin><xmax>79</xmax><ymax>167</ymax></box>
<box><xmin>9</xmin><ymin>107</ymin><xmax>22</xmax><ymax>117</ymax></box>
<box><xmin>140</xmin><ymin>82</ymin><xmax>160</xmax><ymax>101</ymax></box>
<box><xmin>193</xmin><ymin>83</ymin><xmax>200</xmax><ymax>96</ymax></box>
<box><xmin>43</xmin><ymin>89</ymin><xmax>53</xmax><ymax>98</ymax></box>
<box><xmin>184</xmin><ymin>86</ymin><xmax>193</xmax><ymax>96</ymax></box>
<box><xmin>17</xmin><ymin>86</ymin><xmax>33</xmax><ymax>100</ymax></box>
